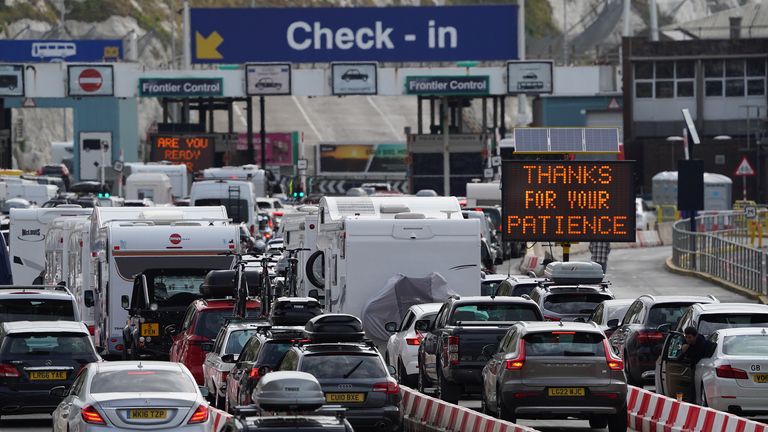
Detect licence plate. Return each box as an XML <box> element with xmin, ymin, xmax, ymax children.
<box><xmin>141</xmin><ymin>323</ymin><xmax>159</xmax><ymax>337</ymax></box>
<box><xmin>129</xmin><ymin>409</ymin><xmax>168</xmax><ymax>419</ymax></box>
<box><xmin>29</xmin><ymin>371</ymin><xmax>67</xmax><ymax>381</ymax></box>
<box><xmin>548</xmin><ymin>387</ymin><xmax>586</xmax><ymax>397</ymax></box>
<box><xmin>753</xmin><ymin>373</ymin><xmax>768</xmax><ymax>383</ymax></box>
<box><xmin>325</xmin><ymin>393</ymin><xmax>365</xmax><ymax>403</ymax></box>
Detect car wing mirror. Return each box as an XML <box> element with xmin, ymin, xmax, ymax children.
<box><xmin>200</xmin><ymin>342</ymin><xmax>213</xmax><ymax>353</ymax></box>
<box><xmin>221</xmin><ymin>354</ymin><xmax>235</xmax><ymax>363</ymax></box>
<box><xmin>384</xmin><ymin>322</ymin><xmax>398</xmax><ymax>333</ymax></box>
<box><xmin>657</xmin><ymin>323</ymin><xmax>672</xmax><ymax>333</ymax></box>
<box><xmin>414</xmin><ymin>319</ymin><xmax>431</xmax><ymax>332</ymax></box>
<box><xmin>198</xmin><ymin>386</ymin><xmax>209</xmax><ymax>398</ymax></box>
<box><xmin>164</xmin><ymin>324</ymin><xmax>178</xmax><ymax>336</ymax></box>
<box><xmin>481</xmin><ymin>344</ymin><xmax>496</xmax><ymax>359</ymax></box>
<box><xmin>50</xmin><ymin>386</ymin><xmax>69</xmax><ymax>397</ymax></box>
<box><xmin>386</xmin><ymin>364</ymin><xmax>397</xmax><ymax>377</ymax></box>
<box><xmin>607</xmin><ymin>319</ymin><xmax>619</xmax><ymax>329</ymax></box>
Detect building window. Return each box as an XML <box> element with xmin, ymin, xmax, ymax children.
<box><xmin>748</xmin><ymin>78</ymin><xmax>765</xmax><ymax>96</ymax></box>
<box><xmin>704</xmin><ymin>57</ymin><xmax>766</xmax><ymax>98</ymax></box>
<box><xmin>677</xmin><ymin>81</ymin><xmax>694</xmax><ymax>97</ymax></box>
<box><xmin>634</xmin><ymin>61</ymin><xmax>694</xmax><ymax>99</ymax></box>
<box><xmin>704</xmin><ymin>60</ymin><xmax>723</xmax><ymax>77</ymax></box>
<box><xmin>636</xmin><ymin>82</ymin><xmax>653</xmax><ymax>98</ymax></box>
<box><xmin>726</xmin><ymin>79</ymin><xmax>745</xmax><ymax>97</ymax></box>
<box><xmin>635</xmin><ymin>62</ymin><xmax>653</xmax><ymax>79</ymax></box>
<box><xmin>656</xmin><ymin>81</ymin><xmax>674</xmax><ymax>98</ymax></box>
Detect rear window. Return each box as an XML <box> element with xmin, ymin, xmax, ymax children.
<box><xmin>301</xmin><ymin>354</ymin><xmax>386</xmax><ymax>379</ymax></box>
<box><xmin>194</xmin><ymin>198</ymin><xmax>249</xmax><ymax>224</ymax></box>
<box><xmin>0</xmin><ymin>298</ymin><xmax>75</xmax><ymax>321</ymax></box>
<box><xmin>647</xmin><ymin>303</ymin><xmax>694</xmax><ymax>327</ymax></box>
<box><xmin>698</xmin><ymin>314</ymin><xmax>768</xmax><ymax>336</ymax></box>
<box><xmin>524</xmin><ymin>332</ymin><xmax>606</xmax><ymax>357</ymax></box>
<box><xmin>3</xmin><ymin>333</ymin><xmax>93</xmax><ymax>357</ymax></box>
<box><xmin>543</xmin><ymin>293</ymin><xmax>612</xmax><ymax>315</ymax></box>
<box><xmin>257</xmin><ymin>202</ymin><xmax>272</xmax><ymax>209</ymax></box>
<box><xmin>195</xmin><ymin>309</ymin><xmax>261</xmax><ymax>340</ymax></box>
<box><xmin>90</xmin><ymin>370</ymin><xmax>196</xmax><ymax>394</ymax></box>
<box><xmin>225</xmin><ymin>329</ymin><xmax>260</xmax><ymax>355</ymax></box>
<box><xmin>480</xmin><ymin>208</ymin><xmax>501</xmax><ymax>230</ymax></box>
<box><xmin>259</xmin><ymin>341</ymin><xmax>293</xmax><ymax>366</ymax></box>
<box><xmin>451</xmin><ymin>303</ymin><xmax>540</xmax><ymax>324</ymax></box>
<box><xmin>606</xmin><ymin>304</ymin><xmax>631</xmax><ymax>323</ymax></box>
<box><xmin>723</xmin><ymin>335</ymin><xmax>768</xmax><ymax>356</ymax></box>
<box><xmin>481</xmin><ymin>280</ymin><xmax>502</xmax><ymax>296</ymax></box>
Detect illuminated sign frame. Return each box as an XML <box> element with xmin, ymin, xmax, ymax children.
<box><xmin>501</xmin><ymin>160</ymin><xmax>635</xmax><ymax>242</ymax></box>
<box><xmin>149</xmin><ymin>133</ymin><xmax>216</xmax><ymax>172</ymax></box>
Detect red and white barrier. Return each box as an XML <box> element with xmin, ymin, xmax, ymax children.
<box><xmin>401</xmin><ymin>386</ymin><xmax>539</xmax><ymax>432</ymax></box>
<box><xmin>209</xmin><ymin>406</ymin><xmax>233</xmax><ymax>432</ymax></box>
<box><xmin>626</xmin><ymin>386</ymin><xmax>767</xmax><ymax>432</ymax></box>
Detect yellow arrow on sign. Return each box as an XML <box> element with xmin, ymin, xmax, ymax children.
<box><xmin>195</xmin><ymin>31</ymin><xmax>223</xmax><ymax>60</ymax></box>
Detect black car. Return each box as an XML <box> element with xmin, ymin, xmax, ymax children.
<box><xmin>341</xmin><ymin>69</ymin><xmax>368</xmax><ymax>81</ymax></box>
<box><xmin>0</xmin><ymin>321</ymin><xmax>100</xmax><ymax>415</ymax></box>
<box><xmin>609</xmin><ymin>295</ymin><xmax>718</xmax><ymax>385</ymax></box>
<box><xmin>494</xmin><ymin>275</ymin><xmax>546</xmax><ymax>298</ymax></box>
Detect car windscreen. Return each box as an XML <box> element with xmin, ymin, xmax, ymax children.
<box><xmin>524</xmin><ymin>332</ymin><xmax>606</xmax><ymax>357</ymax></box>
<box><xmin>0</xmin><ymin>298</ymin><xmax>75</xmax><ymax>321</ymax></box>
<box><xmin>451</xmin><ymin>303</ymin><xmax>540</xmax><ymax>324</ymax></box>
<box><xmin>2</xmin><ymin>333</ymin><xmax>95</xmax><ymax>358</ymax></box>
<box><xmin>301</xmin><ymin>354</ymin><xmax>386</xmax><ymax>379</ymax></box>
<box><xmin>543</xmin><ymin>293</ymin><xmax>612</xmax><ymax>315</ymax></box>
<box><xmin>193</xmin><ymin>198</ymin><xmax>249</xmax><ymax>224</ymax></box>
<box><xmin>90</xmin><ymin>369</ymin><xmax>196</xmax><ymax>393</ymax></box>
<box><xmin>723</xmin><ymin>335</ymin><xmax>768</xmax><ymax>356</ymax></box>
<box><xmin>149</xmin><ymin>274</ymin><xmax>206</xmax><ymax>303</ymax></box>
<box><xmin>225</xmin><ymin>329</ymin><xmax>261</xmax><ymax>355</ymax></box>
<box><xmin>647</xmin><ymin>303</ymin><xmax>696</xmax><ymax>327</ymax></box>
<box><xmin>698</xmin><ymin>313</ymin><xmax>768</xmax><ymax>336</ymax></box>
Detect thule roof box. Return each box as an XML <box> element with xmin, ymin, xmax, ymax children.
<box><xmin>303</xmin><ymin>314</ymin><xmax>365</xmax><ymax>343</ymax></box>
<box><xmin>201</xmin><ymin>269</ymin><xmax>260</xmax><ymax>298</ymax></box>
<box><xmin>543</xmin><ymin>261</ymin><xmax>604</xmax><ymax>285</ymax></box>
<box><xmin>253</xmin><ymin>371</ymin><xmax>326</xmax><ymax>412</ymax></box>
<box><xmin>269</xmin><ymin>297</ymin><xmax>324</xmax><ymax>326</ymax></box>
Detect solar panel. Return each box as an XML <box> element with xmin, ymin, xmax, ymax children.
<box><xmin>513</xmin><ymin>128</ymin><xmax>549</xmax><ymax>153</ymax></box>
<box><xmin>585</xmin><ymin>128</ymin><xmax>620</xmax><ymax>153</ymax></box>
<box><xmin>549</xmin><ymin>128</ymin><xmax>584</xmax><ymax>152</ymax></box>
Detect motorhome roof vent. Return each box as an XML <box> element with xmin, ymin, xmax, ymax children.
<box><xmin>139</xmin><ymin>210</ymin><xmax>184</xmax><ymax>221</ymax></box>
<box><xmin>336</xmin><ymin>198</ymin><xmax>376</xmax><ymax>217</ymax></box>
<box><xmin>379</xmin><ymin>203</ymin><xmax>411</xmax><ymax>214</ymax></box>
<box><xmin>394</xmin><ymin>212</ymin><xmax>426</xmax><ymax>219</ymax></box>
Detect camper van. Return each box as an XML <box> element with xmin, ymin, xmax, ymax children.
<box><xmin>307</xmin><ymin>196</ymin><xmax>480</xmax><ymax>320</ymax></box>
<box><xmin>202</xmin><ymin>165</ymin><xmax>268</xmax><ymax>198</ymax></box>
<box><xmin>124</xmin><ymin>162</ymin><xmax>190</xmax><ymax>199</ymax></box>
<box><xmin>190</xmin><ymin>180</ymin><xmax>257</xmax><ymax>235</ymax></box>
<box><xmin>125</xmin><ymin>172</ymin><xmax>173</xmax><ymax>205</ymax></box>
<box><xmin>9</xmin><ymin>207</ymin><xmax>93</xmax><ymax>284</ymax></box>
<box><xmin>89</xmin><ymin>206</ymin><xmax>232</xmax><ymax>356</ymax></box>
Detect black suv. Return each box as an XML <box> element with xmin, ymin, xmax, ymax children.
<box><xmin>276</xmin><ymin>315</ymin><xmax>400</xmax><ymax>432</ymax></box>
<box><xmin>608</xmin><ymin>294</ymin><xmax>718</xmax><ymax>385</ymax></box>
<box><xmin>494</xmin><ymin>275</ymin><xmax>546</xmax><ymax>298</ymax></box>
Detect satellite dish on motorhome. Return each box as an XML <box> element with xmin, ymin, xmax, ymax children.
<box><xmin>415</xmin><ymin>189</ymin><xmax>439</xmax><ymax>197</ymax></box>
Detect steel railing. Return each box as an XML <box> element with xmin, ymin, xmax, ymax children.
<box><xmin>672</xmin><ymin>210</ymin><xmax>767</xmax><ymax>295</ymax></box>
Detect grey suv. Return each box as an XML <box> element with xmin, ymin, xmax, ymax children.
<box><xmin>481</xmin><ymin>321</ymin><xmax>627</xmax><ymax>431</ymax></box>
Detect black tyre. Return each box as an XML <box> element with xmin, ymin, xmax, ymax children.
<box><xmin>607</xmin><ymin>406</ymin><xmax>628</xmax><ymax>432</ymax></box>
<box><xmin>437</xmin><ymin>367</ymin><xmax>460</xmax><ymax>404</ymax></box>
<box><xmin>589</xmin><ymin>418</ymin><xmax>608</xmax><ymax>429</ymax></box>
<box><xmin>497</xmin><ymin>390</ymin><xmax>516</xmax><ymax>423</ymax></box>
<box><xmin>398</xmin><ymin>359</ymin><xmax>416</xmax><ymax>388</ymax></box>
<box><xmin>305</xmin><ymin>250</ymin><xmax>325</xmax><ymax>288</ymax></box>
<box><xmin>624</xmin><ymin>351</ymin><xmax>641</xmax><ymax>386</ymax></box>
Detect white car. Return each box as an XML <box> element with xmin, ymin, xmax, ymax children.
<box><xmin>636</xmin><ymin>198</ymin><xmax>657</xmax><ymax>230</ymax></box>
<box><xmin>695</xmin><ymin>328</ymin><xmax>768</xmax><ymax>415</ymax></box>
<box><xmin>384</xmin><ymin>303</ymin><xmax>442</xmax><ymax>387</ymax></box>
<box><xmin>52</xmin><ymin>361</ymin><xmax>210</xmax><ymax>431</ymax></box>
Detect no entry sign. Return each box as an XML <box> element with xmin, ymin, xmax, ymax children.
<box><xmin>67</xmin><ymin>65</ymin><xmax>114</xmax><ymax>96</ymax></box>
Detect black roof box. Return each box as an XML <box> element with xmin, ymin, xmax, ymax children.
<box><xmin>303</xmin><ymin>314</ymin><xmax>365</xmax><ymax>343</ymax></box>
<box><xmin>269</xmin><ymin>297</ymin><xmax>324</xmax><ymax>326</ymax></box>
<box><xmin>201</xmin><ymin>269</ymin><xmax>260</xmax><ymax>298</ymax></box>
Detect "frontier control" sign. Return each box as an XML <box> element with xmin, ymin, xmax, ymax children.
<box><xmin>502</xmin><ymin>161</ymin><xmax>635</xmax><ymax>242</ymax></box>
<box><xmin>404</xmin><ymin>76</ymin><xmax>489</xmax><ymax>96</ymax></box>
<box><xmin>139</xmin><ymin>78</ymin><xmax>223</xmax><ymax>97</ymax></box>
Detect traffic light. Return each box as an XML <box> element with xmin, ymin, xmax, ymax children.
<box><xmin>97</xmin><ymin>192</ymin><xmax>110</xmax><ymax>198</ymax></box>
<box><xmin>292</xmin><ymin>191</ymin><xmax>305</xmax><ymax>198</ymax></box>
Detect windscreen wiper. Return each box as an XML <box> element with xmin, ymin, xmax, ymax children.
<box><xmin>343</xmin><ymin>360</ymin><xmax>364</xmax><ymax>379</ymax></box>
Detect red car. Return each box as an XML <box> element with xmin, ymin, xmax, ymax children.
<box><xmin>169</xmin><ymin>298</ymin><xmax>261</xmax><ymax>384</ymax></box>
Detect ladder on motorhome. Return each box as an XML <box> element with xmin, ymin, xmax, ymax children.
<box><xmin>228</xmin><ymin>185</ymin><xmax>241</xmax><ymax>223</ymax></box>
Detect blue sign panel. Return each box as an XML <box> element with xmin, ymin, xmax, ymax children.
<box><xmin>191</xmin><ymin>6</ymin><xmax>517</xmax><ymax>63</ymax></box>
<box><xmin>0</xmin><ymin>40</ymin><xmax>123</xmax><ymax>62</ymax></box>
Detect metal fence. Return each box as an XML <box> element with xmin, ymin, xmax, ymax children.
<box><xmin>672</xmin><ymin>210</ymin><xmax>767</xmax><ymax>295</ymax></box>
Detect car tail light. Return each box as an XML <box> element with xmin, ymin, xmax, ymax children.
<box><xmin>505</xmin><ymin>340</ymin><xmax>526</xmax><ymax>370</ymax></box>
<box><xmin>115</xmin><ymin>344</ymin><xmax>124</xmax><ymax>351</ymax></box>
<box><xmin>716</xmin><ymin>365</ymin><xmax>748</xmax><ymax>379</ymax></box>
<box><xmin>513</xmin><ymin>391</ymin><xmax>539</xmax><ymax>398</ymax></box>
<box><xmin>249</xmin><ymin>367</ymin><xmax>260</xmax><ymax>379</ymax></box>
<box><xmin>592</xmin><ymin>392</ymin><xmax>620</xmax><ymax>399</ymax></box>
<box><xmin>603</xmin><ymin>340</ymin><xmax>623</xmax><ymax>371</ymax></box>
<box><xmin>372</xmin><ymin>380</ymin><xmax>399</xmax><ymax>394</ymax></box>
<box><xmin>636</xmin><ymin>330</ymin><xmax>665</xmax><ymax>344</ymax></box>
<box><xmin>405</xmin><ymin>334</ymin><xmax>422</xmax><ymax>346</ymax></box>
<box><xmin>188</xmin><ymin>404</ymin><xmax>209</xmax><ymax>424</ymax></box>
<box><xmin>86</xmin><ymin>325</ymin><xmax>95</xmax><ymax>335</ymax></box>
<box><xmin>544</xmin><ymin>315</ymin><xmax>561</xmax><ymax>321</ymax></box>
<box><xmin>447</xmin><ymin>336</ymin><xmax>459</xmax><ymax>365</ymax></box>
<box><xmin>82</xmin><ymin>405</ymin><xmax>106</xmax><ymax>425</ymax></box>
<box><xmin>0</xmin><ymin>364</ymin><xmax>20</xmax><ymax>378</ymax></box>
<box><xmin>273</xmin><ymin>211</ymin><xmax>283</xmax><ymax>217</ymax></box>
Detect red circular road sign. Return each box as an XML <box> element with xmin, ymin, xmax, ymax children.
<box><xmin>169</xmin><ymin>233</ymin><xmax>182</xmax><ymax>245</ymax></box>
<box><xmin>78</xmin><ymin>68</ymin><xmax>103</xmax><ymax>92</ymax></box>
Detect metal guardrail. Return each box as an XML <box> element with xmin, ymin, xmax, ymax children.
<box><xmin>672</xmin><ymin>210</ymin><xmax>767</xmax><ymax>295</ymax></box>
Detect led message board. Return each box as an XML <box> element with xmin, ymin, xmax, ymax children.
<box><xmin>502</xmin><ymin>161</ymin><xmax>635</xmax><ymax>242</ymax></box>
<box><xmin>149</xmin><ymin>134</ymin><xmax>216</xmax><ymax>172</ymax></box>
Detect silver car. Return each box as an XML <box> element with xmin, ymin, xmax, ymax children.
<box><xmin>51</xmin><ymin>361</ymin><xmax>210</xmax><ymax>431</ymax></box>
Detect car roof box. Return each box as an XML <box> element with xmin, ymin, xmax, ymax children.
<box><xmin>201</xmin><ymin>269</ymin><xmax>260</xmax><ymax>298</ymax></box>
<box><xmin>269</xmin><ymin>297</ymin><xmax>324</xmax><ymax>326</ymax></box>
<box><xmin>304</xmin><ymin>313</ymin><xmax>365</xmax><ymax>343</ymax></box>
<box><xmin>544</xmin><ymin>261</ymin><xmax>604</xmax><ymax>284</ymax></box>
<box><xmin>253</xmin><ymin>371</ymin><xmax>326</xmax><ymax>412</ymax></box>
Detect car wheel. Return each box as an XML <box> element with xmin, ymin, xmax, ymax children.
<box><xmin>497</xmin><ymin>390</ymin><xmax>516</xmax><ymax>423</ymax></box>
<box><xmin>701</xmin><ymin>384</ymin><xmax>708</xmax><ymax>407</ymax></box>
<box><xmin>398</xmin><ymin>359</ymin><xmax>416</xmax><ymax>388</ymax></box>
<box><xmin>437</xmin><ymin>367</ymin><xmax>460</xmax><ymax>404</ymax></box>
<box><xmin>607</xmin><ymin>405</ymin><xmax>628</xmax><ymax>432</ymax></box>
<box><xmin>417</xmin><ymin>365</ymin><xmax>428</xmax><ymax>394</ymax></box>
<box><xmin>624</xmin><ymin>351</ymin><xmax>640</xmax><ymax>386</ymax></box>
<box><xmin>589</xmin><ymin>418</ymin><xmax>608</xmax><ymax>429</ymax></box>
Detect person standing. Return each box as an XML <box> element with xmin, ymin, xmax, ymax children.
<box><xmin>589</xmin><ymin>242</ymin><xmax>611</xmax><ymax>274</ymax></box>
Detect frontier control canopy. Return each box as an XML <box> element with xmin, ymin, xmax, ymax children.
<box><xmin>502</xmin><ymin>161</ymin><xmax>635</xmax><ymax>242</ymax></box>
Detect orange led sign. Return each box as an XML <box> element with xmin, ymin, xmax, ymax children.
<box><xmin>502</xmin><ymin>161</ymin><xmax>635</xmax><ymax>242</ymax></box>
<box><xmin>149</xmin><ymin>133</ymin><xmax>216</xmax><ymax>172</ymax></box>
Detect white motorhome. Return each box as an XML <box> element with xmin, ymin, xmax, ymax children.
<box><xmin>1</xmin><ymin>181</ymin><xmax>58</xmax><ymax>206</ymax></box>
<box><xmin>44</xmin><ymin>215</ymin><xmax>90</xmax><ymax>285</ymax></box>
<box><xmin>9</xmin><ymin>207</ymin><xmax>92</xmax><ymax>284</ymax></box>
<box><xmin>465</xmin><ymin>181</ymin><xmax>501</xmax><ymax>207</ymax></box>
<box><xmin>277</xmin><ymin>206</ymin><xmax>320</xmax><ymax>296</ymax></box>
<box><xmin>90</xmin><ymin>206</ymin><xmax>235</xmax><ymax>356</ymax></box>
<box><xmin>202</xmin><ymin>165</ymin><xmax>268</xmax><ymax>198</ymax></box>
<box><xmin>190</xmin><ymin>180</ymin><xmax>256</xmax><ymax>235</ymax></box>
<box><xmin>125</xmin><ymin>173</ymin><xmax>173</xmax><ymax>205</ymax></box>
<box><xmin>67</xmin><ymin>220</ymin><xmax>96</xmax><ymax>336</ymax></box>
<box><xmin>124</xmin><ymin>162</ymin><xmax>190</xmax><ymax>199</ymax></box>
<box><xmin>308</xmin><ymin>196</ymin><xmax>480</xmax><ymax>320</ymax></box>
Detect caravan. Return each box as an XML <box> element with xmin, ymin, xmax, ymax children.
<box><xmin>306</xmin><ymin>196</ymin><xmax>481</xmax><ymax>321</ymax></box>
<box><xmin>124</xmin><ymin>162</ymin><xmax>190</xmax><ymax>199</ymax></box>
<box><xmin>89</xmin><ymin>206</ymin><xmax>234</xmax><ymax>356</ymax></box>
<box><xmin>1</xmin><ymin>181</ymin><xmax>58</xmax><ymax>206</ymax></box>
<box><xmin>277</xmin><ymin>206</ymin><xmax>320</xmax><ymax>296</ymax></box>
<box><xmin>125</xmin><ymin>173</ymin><xmax>173</xmax><ymax>205</ymax></box>
<box><xmin>202</xmin><ymin>165</ymin><xmax>268</xmax><ymax>198</ymax></box>
<box><xmin>190</xmin><ymin>180</ymin><xmax>256</xmax><ymax>235</ymax></box>
<box><xmin>9</xmin><ymin>207</ymin><xmax>93</xmax><ymax>284</ymax></box>
<box><xmin>67</xmin><ymin>221</ymin><xmax>96</xmax><ymax>336</ymax></box>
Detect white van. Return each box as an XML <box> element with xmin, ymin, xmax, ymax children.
<box><xmin>1</xmin><ymin>181</ymin><xmax>58</xmax><ymax>206</ymax></box>
<box><xmin>125</xmin><ymin>173</ymin><xmax>173</xmax><ymax>205</ymax></box>
<box><xmin>202</xmin><ymin>165</ymin><xmax>268</xmax><ymax>198</ymax></box>
<box><xmin>124</xmin><ymin>162</ymin><xmax>190</xmax><ymax>199</ymax></box>
<box><xmin>9</xmin><ymin>207</ymin><xmax>93</xmax><ymax>284</ymax></box>
<box><xmin>190</xmin><ymin>180</ymin><xmax>257</xmax><ymax>235</ymax></box>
